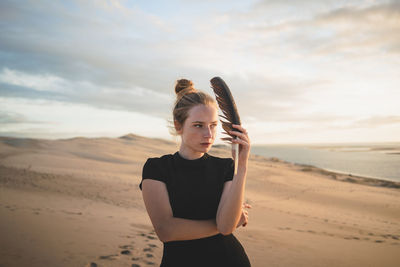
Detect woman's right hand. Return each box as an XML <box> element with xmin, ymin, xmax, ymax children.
<box><xmin>230</xmin><ymin>124</ymin><xmax>251</xmax><ymax>166</ymax></box>
<box><xmin>236</xmin><ymin>203</ymin><xmax>251</xmax><ymax>228</ymax></box>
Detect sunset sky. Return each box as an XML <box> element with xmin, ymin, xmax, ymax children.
<box><xmin>1</xmin><ymin>0</ymin><xmax>399</xmax><ymax>144</ymax></box>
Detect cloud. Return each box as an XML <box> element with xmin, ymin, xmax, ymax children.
<box><xmin>0</xmin><ymin>68</ymin><xmax>172</xmax><ymax>117</ymax></box>
<box><xmin>0</xmin><ymin>111</ymin><xmax>42</xmax><ymax>124</ymax></box>
<box><xmin>0</xmin><ymin>0</ymin><xmax>175</xmax><ymax>91</ymax></box>
<box><xmin>245</xmin><ymin>1</ymin><xmax>400</xmax><ymax>57</ymax></box>
<box><xmin>309</xmin><ymin>2</ymin><xmax>400</xmax><ymax>55</ymax></box>
<box><xmin>354</xmin><ymin>115</ymin><xmax>400</xmax><ymax>127</ymax></box>
<box><xmin>0</xmin><ymin>1</ymin><xmax>229</xmax><ymax>119</ymax></box>
<box><xmin>0</xmin><ymin>68</ymin><xmax>67</xmax><ymax>92</ymax></box>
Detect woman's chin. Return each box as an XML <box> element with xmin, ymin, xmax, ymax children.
<box><xmin>199</xmin><ymin>144</ymin><xmax>212</xmax><ymax>152</ymax></box>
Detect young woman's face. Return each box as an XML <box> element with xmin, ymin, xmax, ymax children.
<box><xmin>177</xmin><ymin>104</ymin><xmax>218</xmax><ymax>158</ymax></box>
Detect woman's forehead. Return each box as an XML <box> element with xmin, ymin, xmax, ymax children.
<box><xmin>191</xmin><ymin>119</ymin><xmax>219</xmax><ymax>124</ymax></box>
<box><xmin>187</xmin><ymin>105</ymin><xmax>218</xmax><ymax>121</ymax></box>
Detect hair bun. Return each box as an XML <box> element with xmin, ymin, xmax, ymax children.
<box><xmin>175</xmin><ymin>79</ymin><xmax>196</xmax><ymax>95</ymax></box>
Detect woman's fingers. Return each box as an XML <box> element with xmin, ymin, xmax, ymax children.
<box><xmin>242</xmin><ymin>213</ymin><xmax>248</xmax><ymax>227</ymax></box>
<box><xmin>231</xmin><ymin>137</ymin><xmax>248</xmax><ymax>145</ymax></box>
<box><xmin>229</xmin><ymin>129</ymin><xmax>249</xmax><ymax>141</ymax></box>
<box><xmin>230</xmin><ymin>136</ymin><xmax>250</xmax><ymax>150</ymax></box>
<box><xmin>229</xmin><ymin>125</ymin><xmax>251</xmax><ymax>163</ymax></box>
<box><xmin>243</xmin><ymin>203</ymin><xmax>252</xmax><ymax>209</ymax></box>
<box><xmin>242</xmin><ymin>203</ymin><xmax>252</xmax><ymax>209</ymax></box>
<box><xmin>231</xmin><ymin>124</ymin><xmax>249</xmax><ymax>136</ymax></box>
<box><xmin>240</xmin><ymin>204</ymin><xmax>250</xmax><ymax>227</ymax></box>
<box><xmin>237</xmin><ymin>210</ymin><xmax>248</xmax><ymax>228</ymax></box>
<box><xmin>232</xmin><ymin>124</ymin><xmax>248</xmax><ymax>134</ymax></box>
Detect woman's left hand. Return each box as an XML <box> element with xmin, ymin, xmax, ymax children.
<box><xmin>229</xmin><ymin>124</ymin><xmax>251</xmax><ymax>164</ymax></box>
<box><xmin>236</xmin><ymin>203</ymin><xmax>252</xmax><ymax>228</ymax></box>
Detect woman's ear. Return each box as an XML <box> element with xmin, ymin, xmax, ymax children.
<box><xmin>174</xmin><ymin>120</ymin><xmax>182</xmax><ymax>134</ymax></box>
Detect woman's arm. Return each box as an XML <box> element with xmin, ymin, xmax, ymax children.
<box><xmin>216</xmin><ymin>124</ymin><xmax>251</xmax><ymax>235</ymax></box>
<box><xmin>141</xmin><ymin>179</ymin><xmax>219</xmax><ymax>243</ymax></box>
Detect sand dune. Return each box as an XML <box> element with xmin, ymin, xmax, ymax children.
<box><xmin>0</xmin><ymin>135</ymin><xmax>399</xmax><ymax>267</ymax></box>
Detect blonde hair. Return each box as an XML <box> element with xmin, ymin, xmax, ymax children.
<box><xmin>168</xmin><ymin>78</ymin><xmax>217</xmax><ymax>136</ymax></box>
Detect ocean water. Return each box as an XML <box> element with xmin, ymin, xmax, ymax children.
<box><xmin>251</xmin><ymin>143</ymin><xmax>400</xmax><ymax>182</ymax></box>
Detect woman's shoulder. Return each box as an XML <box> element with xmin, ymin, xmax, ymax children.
<box><xmin>145</xmin><ymin>153</ymin><xmax>174</xmax><ymax>163</ymax></box>
<box><xmin>207</xmin><ymin>154</ymin><xmax>234</xmax><ymax>164</ymax></box>
<box><xmin>142</xmin><ymin>154</ymin><xmax>173</xmax><ymax>180</ymax></box>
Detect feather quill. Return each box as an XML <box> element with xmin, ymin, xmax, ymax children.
<box><xmin>210</xmin><ymin>76</ymin><xmax>242</xmax><ymax>174</ymax></box>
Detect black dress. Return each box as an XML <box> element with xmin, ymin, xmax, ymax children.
<box><xmin>139</xmin><ymin>151</ymin><xmax>251</xmax><ymax>267</ymax></box>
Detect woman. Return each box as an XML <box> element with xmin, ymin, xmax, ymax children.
<box><xmin>140</xmin><ymin>79</ymin><xmax>251</xmax><ymax>267</ymax></box>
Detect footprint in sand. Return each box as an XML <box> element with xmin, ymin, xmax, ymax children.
<box><xmin>5</xmin><ymin>205</ymin><xmax>16</xmax><ymax>211</ymax></box>
<box><xmin>140</xmin><ymin>244</ymin><xmax>156</xmax><ymax>260</ymax></box>
<box><xmin>121</xmin><ymin>250</ymin><xmax>132</xmax><ymax>255</ymax></box>
<box><xmin>108</xmin><ymin>229</ymin><xmax>161</xmax><ymax>265</ymax></box>
<box><xmin>381</xmin><ymin>234</ymin><xmax>399</xmax><ymax>240</ymax></box>
<box><xmin>119</xmin><ymin>244</ymin><xmax>134</xmax><ymax>250</ymax></box>
<box><xmin>98</xmin><ymin>254</ymin><xmax>119</xmax><ymax>260</ymax></box>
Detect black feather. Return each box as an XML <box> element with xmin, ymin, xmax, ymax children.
<box><xmin>210</xmin><ymin>77</ymin><xmax>242</xmax><ymax>143</ymax></box>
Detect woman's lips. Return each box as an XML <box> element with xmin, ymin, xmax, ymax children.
<box><xmin>201</xmin><ymin>143</ymin><xmax>211</xmax><ymax>146</ymax></box>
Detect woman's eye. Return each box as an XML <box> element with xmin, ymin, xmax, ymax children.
<box><xmin>194</xmin><ymin>124</ymin><xmax>217</xmax><ymax>128</ymax></box>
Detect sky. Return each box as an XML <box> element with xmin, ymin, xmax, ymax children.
<box><xmin>1</xmin><ymin>0</ymin><xmax>399</xmax><ymax>144</ymax></box>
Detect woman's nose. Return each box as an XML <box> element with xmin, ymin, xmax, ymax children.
<box><xmin>204</xmin><ymin>126</ymin><xmax>212</xmax><ymax>137</ymax></box>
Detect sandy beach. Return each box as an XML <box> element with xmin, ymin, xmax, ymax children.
<box><xmin>1</xmin><ymin>134</ymin><xmax>399</xmax><ymax>267</ymax></box>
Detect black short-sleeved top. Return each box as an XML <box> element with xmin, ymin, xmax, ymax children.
<box><xmin>139</xmin><ymin>152</ymin><xmax>251</xmax><ymax>267</ymax></box>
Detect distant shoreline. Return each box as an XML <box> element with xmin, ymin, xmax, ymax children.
<box><xmin>252</xmin><ymin>153</ymin><xmax>400</xmax><ymax>189</ymax></box>
<box><xmin>293</xmin><ymin>162</ymin><xmax>400</xmax><ymax>189</ymax></box>
<box><xmin>252</xmin><ymin>150</ymin><xmax>400</xmax><ymax>188</ymax></box>
<box><xmin>251</xmin><ymin>144</ymin><xmax>400</xmax><ymax>184</ymax></box>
